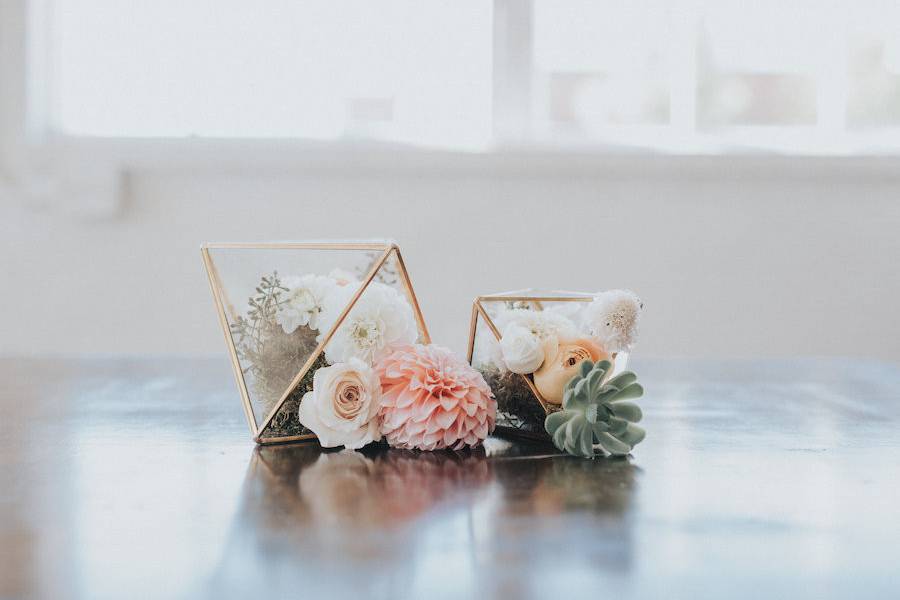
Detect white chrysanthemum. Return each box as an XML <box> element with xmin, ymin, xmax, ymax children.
<box><xmin>318</xmin><ymin>281</ymin><xmax>418</xmax><ymax>365</ymax></box>
<box><xmin>582</xmin><ymin>289</ymin><xmax>642</xmax><ymax>353</ymax></box>
<box><xmin>276</xmin><ymin>274</ymin><xmax>338</xmax><ymax>334</ymax></box>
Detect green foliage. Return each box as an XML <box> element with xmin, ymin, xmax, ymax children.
<box><xmin>229</xmin><ymin>272</ymin><xmax>320</xmax><ymax>414</ymax></box>
<box><xmin>229</xmin><ymin>271</ymin><xmax>289</xmax><ymax>367</ymax></box>
<box><xmin>544</xmin><ymin>360</ymin><xmax>646</xmax><ymax>458</ymax></box>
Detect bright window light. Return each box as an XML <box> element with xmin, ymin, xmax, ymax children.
<box><xmin>53</xmin><ymin>0</ymin><xmax>493</xmax><ymax>149</ymax></box>
<box><xmin>48</xmin><ymin>0</ymin><xmax>900</xmax><ymax>154</ymax></box>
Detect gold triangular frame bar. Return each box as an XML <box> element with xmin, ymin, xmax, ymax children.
<box><xmin>254</xmin><ymin>247</ymin><xmax>393</xmax><ymax>439</ymax></box>
<box><xmin>202</xmin><ymin>241</ymin><xmax>431</xmax><ymax>445</ymax></box>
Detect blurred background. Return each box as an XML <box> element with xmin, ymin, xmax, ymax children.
<box><xmin>1</xmin><ymin>0</ymin><xmax>898</xmax><ymax>361</ymax></box>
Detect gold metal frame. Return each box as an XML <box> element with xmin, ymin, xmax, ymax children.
<box><xmin>201</xmin><ymin>241</ymin><xmax>431</xmax><ymax>445</ymax></box>
<box><xmin>466</xmin><ymin>290</ymin><xmax>599</xmax><ymax>433</ymax></box>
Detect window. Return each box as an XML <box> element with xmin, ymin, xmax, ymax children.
<box><xmin>37</xmin><ymin>0</ymin><xmax>900</xmax><ymax>154</ymax></box>
<box><xmin>52</xmin><ymin>0</ymin><xmax>493</xmax><ymax>148</ymax></box>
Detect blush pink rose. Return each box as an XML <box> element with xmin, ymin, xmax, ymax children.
<box><xmin>375</xmin><ymin>344</ymin><xmax>496</xmax><ymax>451</ymax></box>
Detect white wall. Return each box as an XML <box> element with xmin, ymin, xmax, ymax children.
<box><xmin>2</xmin><ymin>157</ymin><xmax>899</xmax><ymax>362</ymax></box>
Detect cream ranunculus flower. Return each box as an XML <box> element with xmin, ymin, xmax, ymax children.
<box><xmin>499</xmin><ymin>324</ymin><xmax>546</xmax><ymax>374</ymax></box>
<box><xmin>297</xmin><ymin>358</ymin><xmax>382</xmax><ymax>449</ymax></box>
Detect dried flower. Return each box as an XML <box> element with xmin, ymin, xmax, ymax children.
<box><xmin>582</xmin><ymin>290</ymin><xmax>642</xmax><ymax>353</ymax></box>
<box><xmin>377</xmin><ymin>344</ymin><xmax>496</xmax><ymax>451</ymax></box>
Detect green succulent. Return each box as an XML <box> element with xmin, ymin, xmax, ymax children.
<box><xmin>544</xmin><ymin>360</ymin><xmax>646</xmax><ymax>458</ymax></box>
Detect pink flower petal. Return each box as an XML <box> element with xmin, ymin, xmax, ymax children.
<box><xmin>375</xmin><ymin>343</ymin><xmax>496</xmax><ymax>451</ymax></box>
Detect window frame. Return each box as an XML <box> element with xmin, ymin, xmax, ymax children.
<box><xmin>3</xmin><ymin>0</ymin><xmax>900</xmax><ymax>218</ymax></box>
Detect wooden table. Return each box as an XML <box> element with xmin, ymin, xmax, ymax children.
<box><xmin>2</xmin><ymin>358</ymin><xmax>898</xmax><ymax>599</ymax></box>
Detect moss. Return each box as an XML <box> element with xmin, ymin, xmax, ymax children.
<box><xmin>257</xmin><ymin>353</ymin><xmax>329</xmax><ymax>440</ymax></box>
<box><xmin>481</xmin><ymin>368</ymin><xmax>554</xmax><ymax>438</ymax></box>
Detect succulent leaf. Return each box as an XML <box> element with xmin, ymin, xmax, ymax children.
<box><xmin>618</xmin><ymin>424</ymin><xmax>646</xmax><ymax>447</ymax></box>
<box><xmin>545</xmin><ymin>410</ymin><xmax>569</xmax><ymax>432</ymax></box>
<box><xmin>607</xmin><ymin>381</ymin><xmax>644</xmax><ymax>402</ymax></box>
<box><xmin>606</xmin><ymin>371</ymin><xmax>637</xmax><ymax>389</ymax></box>
<box><xmin>610</xmin><ymin>401</ymin><xmax>643</xmax><ymax>422</ymax></box>
<box><xmin>580</xmin><ymin>360</ymin><xmax>595</xmax><ymax>378</ymax></box>
<box><xmin>543</xmin><ymin>361</ymin><xmax>646</xmax><ymax>459</ymax></box>
<box><xmin>595</xmin><ymin>432</ymin><xmax>632</xmax><ymax>456</ymax></box>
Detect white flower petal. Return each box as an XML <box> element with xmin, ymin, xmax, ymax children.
<box><xmin>500</xmin><ymin>324</ymin><xmax>545</xmax><ymax>374</ymax></box>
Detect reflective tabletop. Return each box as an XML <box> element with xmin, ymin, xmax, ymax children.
<box><xmin>2</xmin><ymin>358</ymin><xmax>898</xmax><ymax>599</ymax></box>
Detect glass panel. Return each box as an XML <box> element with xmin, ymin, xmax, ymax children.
<box><xmin>532</xmin><ymin>0</ymin><xmax>673</xmax><ymax>134</ymax></box>
<box><xmin>846</xmin><ymin>2</ymin><xmax>900</xmax><ymax>128</ymax></box>
<box><xmin>206</xmin><ymin>245</ymin><xmax>391</xmax><ymax>432</ymax></box>
<box><xmin>55</xmin><ymin>0</ymin><xmax>492</xmax><ymax>149</ymax></box>
<box><xmin>481</xmin><ymin>289</ymin><xmax>596</xmax><ymax>300</ymax></box>
<box><xmin>697</xmin><ymin>0</ymin><xmax>833</xmax><ymax>128</ymax></box>
<box><xmin>254</xmin><ymin>248</ymin><xmax>426</xmax><ymax>441</ymax></box>
<box><xmin>470</xmin><ymin>296</ymin><xmax>631</xmax><ymax>441</ymax></box>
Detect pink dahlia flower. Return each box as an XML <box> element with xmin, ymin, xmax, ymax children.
<box><xmin>376</xmin><ymin>344</ymin><xmax>496</xmax><ymax>451</ymax></box>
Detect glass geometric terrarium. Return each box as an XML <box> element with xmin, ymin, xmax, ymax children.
<box><xmin>202</xmin><ymin>240</ymin><xmax>430</xmax><ymax>444</ymax></box>
<box><xmin>467</xmin><ymin>289</ymin><xmax>635</xmax><ymax>442</ymax></box>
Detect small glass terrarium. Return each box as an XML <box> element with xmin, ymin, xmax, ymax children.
<box><xmin>467</xmin><ymin>289</ymin><xmax>641</xmax><ymax>442</ymax></box>
<box><xmin>202</xmin><ymin>240</ymin><xmax>430</xmax><ymax>444</ymax></box>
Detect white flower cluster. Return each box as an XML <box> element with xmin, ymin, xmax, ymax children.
<box><xmin>582</xmin><ymin>289</ymin><xmax>642</xmax><ymax>354</ymax></box>
<box><xmin>276</xmin><ymin>274</ymin><xmax>338</xmax><ymax>334</ymax></box>
<box><xmin>475</xmin><ymin>307</ymin><xmax>578</xmax><ymax>375</ymax></box>
<box><xmin>474</xmin><ymin>290</ymin><xmax>642</xmax><ymax>375</ymax></box>
<box><xmin>319</xmin><ymin>281</ymin><xmax>418</xmax><ymax>365</ymax></box>
<box><xmin>275</xmin><ymin>271</ymin><xmax>418</xmax><ymax>366</ymax></box>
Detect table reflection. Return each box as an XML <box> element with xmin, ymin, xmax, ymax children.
<box><xmin>206</xmin><ymin>440</ymin><xmax>637</xmax><ymax>599</ymax></box>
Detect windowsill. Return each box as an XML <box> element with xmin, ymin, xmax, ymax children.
<box><xmin>53</xmin><ymin>135</ymin><xmax>900</xmax><ymax>181</ymax></box>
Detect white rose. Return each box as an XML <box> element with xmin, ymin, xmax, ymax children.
<box><xmin>500</xmin><ymin>324</ymin><xmax>546</xmax><ymax>374</ymax></box>
<box><xmin>297</xmin><ymin>358</ymin><xmax>382</xmax><ymax>449</ymax></box>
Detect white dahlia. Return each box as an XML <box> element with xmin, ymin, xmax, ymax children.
<box><xmin>318</xmin><ymin>281</ymin><xmax>418</xmax><ymax>365</ymax></box>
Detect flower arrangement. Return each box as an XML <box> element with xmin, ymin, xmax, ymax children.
<box><xmin>227</xmin><ymin>264</ymin><xmax>495</xmax><ymax>450</ymax></box>
<box><xmin>205</xmin><ymin>243</ymin><xmax>649</xmax><ymax>459</ymax></box>
<box><xmin>297</xmin><ymin>342</ymin><xmax>495</xmax><ymax>451</ymax></box>
<box><xmin>469</xmin><ymin>289</ymin><xmax>646</xmax><ymax>456</ymax></box>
